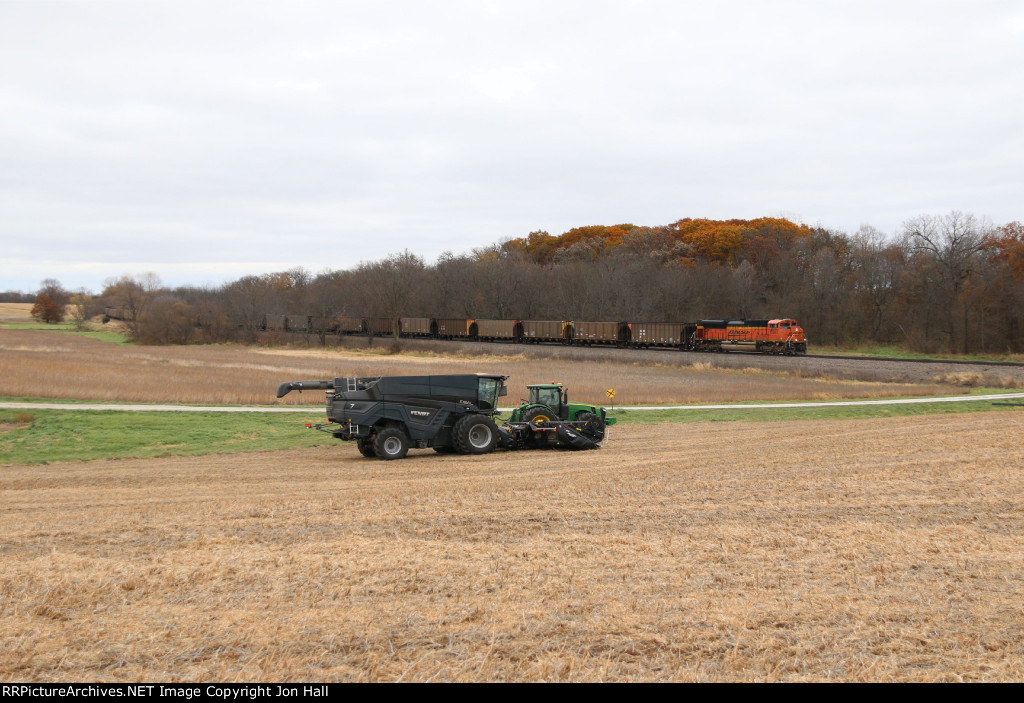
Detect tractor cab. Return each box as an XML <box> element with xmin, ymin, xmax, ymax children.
<box><xmin>527</xmin><ymin>383</ymin><xmax>568</xmax><ymax>419</ymax></box>
<box><xmin>506</xmin><ymin>381</ymin><xmax>617</xmax><ymax>442</ymax></box>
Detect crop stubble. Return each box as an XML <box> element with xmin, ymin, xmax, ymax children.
<box><xmin>2</xmin><ymin>413</ymin><xmax>1023</xmax><ymax>681</ymax></box>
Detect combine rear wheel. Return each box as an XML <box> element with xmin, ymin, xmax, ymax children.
<box><xmin>373</xmin><ymin>426</ymin><xmax>410</xmax><ymax>460</ymax></box>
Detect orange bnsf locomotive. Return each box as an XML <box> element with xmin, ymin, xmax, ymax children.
<box><xmin>693</xmin><ymin>319</ymin><xmax>807</xmax><ymax>355</ymax></box>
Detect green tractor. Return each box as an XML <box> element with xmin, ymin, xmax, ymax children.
<box><xmin>507</xmin><ymin>383</ymin><xmax>616</xmax><ymax>441</ymax></box>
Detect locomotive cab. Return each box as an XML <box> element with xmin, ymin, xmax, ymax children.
<box><xmin>765</xmin><ymin>319</ymin><xmax>807</xmax><ymax>354</ymax></box>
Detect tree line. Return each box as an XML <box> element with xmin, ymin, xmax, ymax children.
<box><xmin>13</xmin><ymin>212</ymin><xmax>1024</xmax><ymax>354</ymax></box>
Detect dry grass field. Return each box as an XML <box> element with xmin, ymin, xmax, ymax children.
<box><xmin>3</xmin><ymin>412</ymin><xmax>1024</xmax><ymax>682</ymax></box>
<box><xmin>0</xmin><ymin>328</ymin><xmax>951</xmax><ymax>406</ymax></box>
<box><xmin>0</xmin><ymin>303</ymin><xmax>35</xmax><ymax>322</ymax></box>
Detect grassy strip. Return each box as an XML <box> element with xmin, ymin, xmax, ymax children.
<box><xmin>0</xmin><ymin>409</ymin><xmax>333</xmax><ymax>465</ymax></box>
<box><xmin>3</xmin><ymin>391</ymin><xmax>1022</xmax><ymax>464</ymax></box>
<box><xmin>0</xmin><ymin>396</ymin><xmax>177</xmax><ymax>406</ymax></box>
<box><xmin>0</xmin><ymin>395</ymin><xmax>322</xmax><ymax>408</ymax></box>
<box><xmin>814</xmin><ymin>343</ymin><xmax>1024</xmax><ymax>363</ymax></box>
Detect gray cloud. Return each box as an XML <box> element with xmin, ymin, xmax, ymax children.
<box><xmin>2</xmin><ymin>1</ymin><xmax>1022</xmax><ymax>291</ymax></box>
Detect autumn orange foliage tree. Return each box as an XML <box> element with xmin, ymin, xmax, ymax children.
<box><xmin>30</xmin><ymin>294</ymin><xmax>64</xmax><ymax>324</ymax></box>
<box><xmin>668</xmin><ymin>217</ymin><xmax>811</xmax><ymax>264</ymax></box>
<box><xmin>980</xmin><ymin>221</ymin><xmax>1024</xmax><ymax>350</ymax></box>
<box><xmin>985</xmin><ymin>221</ymin><xmax>1024</xmax><ymax>276</ymax></box>
<box><xmin>505</xmin><ymin>217</ymin><xmax>811</xmax><ymax>267</ymax></box>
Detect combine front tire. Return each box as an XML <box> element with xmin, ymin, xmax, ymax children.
<box><xmin>454</xmin><ymin>415</ymin><xmax>498</xmax><ymax>455</ymax></box>
<box><xmin>357</xmin><ymin>436</ymin><xmax>377</xmax><ymax>458</ymax></box>
<box><xmin>373</xmin><ymin>426</ymin><xmax>410</xmax><ymax>460</ymax></box>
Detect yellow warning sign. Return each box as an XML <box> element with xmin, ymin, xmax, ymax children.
<box><xmin>606</xmin><ymin>389</ymin><xmax>615</xmax><ymax>399</ymax></box>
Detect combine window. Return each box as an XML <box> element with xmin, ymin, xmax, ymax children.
<box><xmin>478</xmin><ymin>378</ymin><xmax>503</xmax><ymax>410</ymax></box>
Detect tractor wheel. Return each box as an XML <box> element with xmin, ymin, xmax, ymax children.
<box><xmin>453</xmin><ymin>415</ymin><xmax>498</xmax><ymax>455</ymax></box>
<box><xmin>522</xmin><ymin>406</ymin><xmax>558</xmax><ymax>424</ymax></box>
<box><xmin>521</xmin><ymin>406</ymin><xmax>557</xmax><ymax>448</ymax></box>
<box><xmin>357</xmin><ymin>436</ymin><xmax>377</xmax><ymax>458</ymax></box>
<box><xmin>577</xmin><ymin>412</ymin><xmax>605</xmax><ymax>442</ymax></box>
<box><xmin>373</xmin><ymin>426</ymin><xmax>410</xmax><ymax>460</ymax></box>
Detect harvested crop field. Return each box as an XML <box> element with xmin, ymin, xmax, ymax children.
<box><xmin>0</xmin><ymin>329</ymin><xmax>955</xmax><ymax>406</ymax></box>
<box><xmin>0</xmin><ymin>303</ymin><xmax>35</xmax><ymax>322</ymax></box>
<box><xmin>3</xmin><ymin>412</ymin><xmax>1024</xmax><ymax>682</ymax></box>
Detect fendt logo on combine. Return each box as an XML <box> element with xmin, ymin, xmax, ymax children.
<box><xmin>276</xmin><ymin>374</ymin><xmax>616</xmax><ymax>460</ymax></box>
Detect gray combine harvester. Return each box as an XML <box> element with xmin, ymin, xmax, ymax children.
<box><xmin>276</xmin><ymin>373</ymin><xmax>609</xmax><ymax>460</ymax></box>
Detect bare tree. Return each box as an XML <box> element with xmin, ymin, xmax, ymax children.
<box><xmin>357</xmin><ymin>250</ymin><xmax>426</xmax><ymax>337</ymax></box>
<box><xmin>38</xmin><ymin>279</ymin><xmax>70</xmax><ymax>308</ymax></box>
<box><xmin>306</xmin><ymin>270</ymin><xmax>354</xmax><ymax>346</ymax></box>
<box><xmin>902</xmin><ymin>211</ymin><xmax>991</xmax><ymax>353</ymax></box>
<box><xmin>220</xmin><ymin>273</ymin><xmax>302</xmax><ymax>340</ymax></box>
<box><xmin>137</xmin><ymin>296</ymin><xmax>197</xmax><ymax>345</ymax></box>
<box><xmin>101</xmin><ymin>273</ymin><xmax>162</xmax><ymax>338</ymax></box>
<box><xmin>68</xmin><ymin>290</ymin><xmax>93</xmax><ymax>329</ymax></box>
<box><xmin>848</xmin><ymin>226</ymin><xmax>906</xmax><ymax>342</ymax></box>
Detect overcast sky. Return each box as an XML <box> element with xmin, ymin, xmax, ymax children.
<box><xmin>1</xmin><ymin>0</ymin><xmax>1022</xmax><ymax>292</ymax></box>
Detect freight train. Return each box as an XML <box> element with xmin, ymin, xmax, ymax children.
<box><xmin>264</xmin><ymin>315</ymin><xmax>808</xmax><ymax>355</ymax></box>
